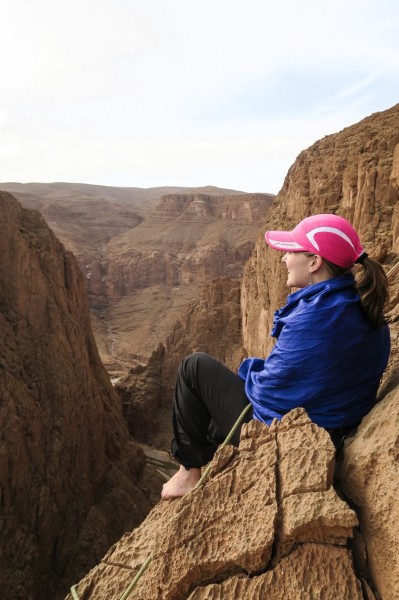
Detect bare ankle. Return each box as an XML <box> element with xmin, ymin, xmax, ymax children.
<box><xmin>161</xmin><ymin>466</ymin><xmax>201</xmax><ymax>500</ymax></box>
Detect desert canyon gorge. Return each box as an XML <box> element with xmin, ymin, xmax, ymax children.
<box><xmin>1</xmin><ymin>102</ymin><xmax>399</xmax><ymax>599</ymax></box>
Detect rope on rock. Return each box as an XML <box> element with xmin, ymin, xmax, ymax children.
<box><xmin>195</xmin><ymin>402</ymin><xmax>251</xmax><ymax>489</ymax></box>
<box><xmin>118</xmin><ymin>553</ymin><xmax>154</xmax><ymax>600</ymax></box>
<box><xmin>387</xmin><ymin>260</ymin><xmax>399</xmax><ymax>280</ymax></box>
<box><xmin>70</xmin><ymin>585</ymin><xmax>79</xmax><ymax>600</ymax></box>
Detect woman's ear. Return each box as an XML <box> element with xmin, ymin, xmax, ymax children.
<box><xmin>310</xmin><ymin>254</ymin><xmax>323</xmax><ymax>272</ymax></box>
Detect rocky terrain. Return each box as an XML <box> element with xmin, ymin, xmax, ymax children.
<box><xmin>65</xmin><ymin>410</ymin><xmax>363</xmax><ymax>600</ymax></box>
<box><xmin>0</xmin><ymin>193</ymin><xmax>163</xmax><ymax>600</ymax></box>
<box><xmin>2</xmin><ymin>102</ymin><xmax>399</xmax><ymax>599</ymax></box>
<box><xmin>117</xmin><ymin>277</ymin><xmax>243</xmax><ymax>447</ymax></box>
<box><xmin>101</xmin><ymin>191</ymin><xmax>273</xmax><ymax>373</ymax></box>
<box><xmin>239</xmin><ymin>102</ymin><xmax>399</xmax><ymax>599</ymax></box>
<box><xmin>1</xmin><ymin>182</ymin><xmax>274</xmax><ymax>375</ymax></box>
<box><xmin>68</xmin><ymin>102</ymin><xmax>399</xmax><ymax>599</ymax></box>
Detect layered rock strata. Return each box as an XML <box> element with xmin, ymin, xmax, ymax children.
<box><xmin>102</xmin><ymin>192</ymin><xmax>273</xmax><ymax>371</ymax></box>
<box><xmin>66</xmin><ymin>409</ymin><xmax>361</xmax><ymax>600</ymax></box>
<box><xmin>0</xmin><ymin>193</ymin><xmax>162</xmax><ymax>600</ymax></box>
<box><xmin>0</xmin><ymin>183</ymin><xmax>274</xmax><ymax>373</ymax></box>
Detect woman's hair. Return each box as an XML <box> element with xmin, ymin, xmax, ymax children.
<box><xmin>323</xmin><ymin>256</ymin><xmax>389</xmax><ymax>328</ymax></box>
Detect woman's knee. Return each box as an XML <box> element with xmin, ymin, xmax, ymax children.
<box><xmin>179</xmin><ymin>352</ymin><xmax>209</xmax><ymax>377</ymax></box>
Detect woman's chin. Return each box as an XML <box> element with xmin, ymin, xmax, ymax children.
<box><xmin>287</xmin><ymin>279</ymin><xmax>305</xmax><ymax>289</ymax></box>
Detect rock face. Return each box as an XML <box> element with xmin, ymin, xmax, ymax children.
<box><xmin>4</xmin><ymin>103</ymin><xmax>399</xmax><ymax>599</ymax></box>
<box><xmin>161</xmin><ymin>277</ymin><xmax>244</xmax><ymax>405</ymax></box>
<box><xmin>102</xmin><ymin>192</ymin><xmax>273</xmax><ymax>373</ymax></box>
<box><xmin>339</xmin><ymin>381</ymin><xmax>399</xmax><ymax>600</ymax></box>
<box><xmin>240</xmin><ymin>103</ymin><xmax>399</xmax><ymax>599</ymax></box>
<box><xmin>241</xmin><ymin>103</ymin><xmax>399</xmax><ymax>358</ymax></box>
<box><xmin>66</xmin><ymin>409</ymin><xmax>362</xmax><ymax>600</ymax></box>
<box><xmin>0</xmin><ymin>192</ymin><xmax>162</xmax><ymax>600</ymax></box>
<box><xmin>1</xmin><ymin>183</ymin><xmax>274</xmax><ymax>375</ymax></box>
<box><xmin>117</xmin><ymin>277</ymin><xmax>243</xmax><ymax>448</ymax></box>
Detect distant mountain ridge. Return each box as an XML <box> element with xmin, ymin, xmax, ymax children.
<box><xmin>0</xmin><ymin>181</ymin><xmax>246</xmax><ymax>206</ymax></box>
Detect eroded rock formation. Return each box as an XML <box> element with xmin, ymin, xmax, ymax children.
<box><xmin>241</xmin><ymin>103</ymin><xmax>399</xmax><ymax>359</ymax></box>
<box><xmin>102</xmin><ymin>192</ymin><xmax>273</xmax><ymax>372</ymax></box>
<box><xmin>240</xmin><ymin>102</ymin><xmax>399</xmax><ymax>599</ymax></box>
<box><xmin>1</xmin><ymin>183</ymin><xmax>274</xmax><ymax>374</ymax></box>
<box><xmin>339</xmin><ymin>380</ymin><xmax>399</xmax><ymax>599</ymax></box>
<box><xmin>0</xmin><ymin>192</ymin><xmax>162</xmax><ymax>600</ymax></box>
<box><xmin>117</xmin><ymin>277</ymin><xmax>243</xmax><ymax>448</ymax></box>
<box><xmin>66</xmin><ymin>410</ymin><xmax>362</xmax><ymax>600</ymax></box>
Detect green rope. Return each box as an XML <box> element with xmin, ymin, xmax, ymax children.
<box><xmin>118</xmin><ymin>553</ymin><xmax>154</xmax><ymax>600</ymax></box>
<box><xmin>195</xmin><ymin>403</ymin><xmax>251</xmax><ymax>489</ymax></box>
<box><xmin>70</xmin><ymin>585</ymin><xmax>80</xmax><ymax>600</ymax></box>
<box><xmin>387</xmin><ymin>260</ymin><xmax>399</xmax><ymax>280</ymax></box>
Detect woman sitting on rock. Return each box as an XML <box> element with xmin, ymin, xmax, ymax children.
<box><xmin>161</xmin><ymin>213</ymin><xmax>390</xmax><ymax>499</ymax></box>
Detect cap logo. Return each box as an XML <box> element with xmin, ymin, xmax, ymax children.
<box><xmin>306</xmin><ymin>226</ymin><xmax>355</xmax><ymax>251</ymax></box>
<box><xmin>267</xmin><ymin>238</ymin><xmax>304</xmax><ymax>250</ymax></box>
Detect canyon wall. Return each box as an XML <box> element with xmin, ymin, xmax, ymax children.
<box><xmin>240</xmin><ymin>103</ymin><xmax>399</xmax><ymax>599</ymax></box>
<box><xmin>1</xmin><ymin>183</ymin><xmax>274</xmax><ymax>375</ymax></box>
<box><xmin>0</xmin><ymin>192</ymin><xmax>162</xmax><ymax>600</ymax></box>
<box><xmin>70</xmin><ymin>103</ymin><xmax>399</xmax><ymax>599</ymax></box>
<box><xmin>241</xmin><ymin>103</ymin><xmax>399</xmax><ymax>359</ymax></box>
<box><xmin>117</xmin><ymin>277</ymin><xmax>243</xmax><ymax>447</ymax></box>
<box><xmin>102</xmin><ymin>192</ymin><xmax>273</xmax><ymax>372</ymax></box>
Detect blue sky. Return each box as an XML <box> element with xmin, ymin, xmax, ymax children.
<box><xmin>1</xmin><ymin>0</ymin><xmax>398</xmax><ymax>194</ymax></box>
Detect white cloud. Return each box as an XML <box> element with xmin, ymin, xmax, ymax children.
<box><xmin>1</xmin><ymin>0</ymin><xmax>398</xmax><ymax>192</ymax></box>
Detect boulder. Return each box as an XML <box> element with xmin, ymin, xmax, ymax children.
<box><xmin>67</xmin><ymin>409</ymin><xmax>361</xmax><ymax>599</ymax></box>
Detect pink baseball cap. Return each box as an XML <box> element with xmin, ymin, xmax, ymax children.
<box><xmin>265</xmin><ymin>214</ymin><xmax>365</xmax><ymax>268</ymax></box>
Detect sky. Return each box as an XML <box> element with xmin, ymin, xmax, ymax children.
<box><xmin>1</xmin><ymin>0</ymin><xmax>398</xmax><ymax>194</ymax></box>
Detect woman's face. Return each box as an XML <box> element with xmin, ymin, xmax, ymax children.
<box><xmin>282</xmin><ymin>251</ymin><xmax>315</xmax><ymax>288</ymax></box>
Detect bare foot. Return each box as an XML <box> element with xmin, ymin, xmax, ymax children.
<box><xmin>161</xmin><ymin>466</ymin><xmax>201</xmax><ymax>500</ymax></box>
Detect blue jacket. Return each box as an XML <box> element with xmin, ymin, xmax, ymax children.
<box><xmin>238</xmin><ymin>275</ymin><xmax>390</xmax><ymax>429</ymax></box>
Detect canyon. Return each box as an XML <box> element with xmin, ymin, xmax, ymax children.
<box><xmin>68</xmin><ymin>102</ymin><xmax>399</xmax><ymax>599</ymax></box>
<box><xmin>1</xmin><ymin>102</ymin><xmax>399</xmax><ymax>599</ymax></box>
<box><xmin>0</xmin><ymin>193</ymin><xmax>163</xmax><ymax>599</ymax></box>
<box><xmin>1</xmin><ymin>182</ymin><xmax>274</xmax><ymax>375</ymax></box>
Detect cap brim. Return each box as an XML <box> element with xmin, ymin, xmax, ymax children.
<box><xmin>265</xmin><ymin>230</ymin><xmax>306</xmax><ymax>251</ymax></box>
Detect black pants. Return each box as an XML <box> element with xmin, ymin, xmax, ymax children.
<box><xmin>170</xmin><ymin>353</ymin><xmax>253</xmax><ymax>468</ymax></box>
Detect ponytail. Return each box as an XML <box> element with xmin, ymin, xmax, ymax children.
<box><xmin>354</xmin><ymin>256</ymin><xmax>389</xmax><ymax>328</ymax></box>
<box><xmin>323</xmin><ymin>256</ymin><xmax>389</xmax><ymax>329</ymax></box>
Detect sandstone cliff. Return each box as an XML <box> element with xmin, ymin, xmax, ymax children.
<box><xmin>0</xmin><ymin>192</ymin><xmax>163</xmax><ymax>600</ymax></box>
<box><xmin>117</xmin><ymin>277</ymin><xmax>243</xmax><ymax>448</ymax></box>
<box><xmin>102</xmin><ymin>192</ymin><xmax>273</xmax><ymax>372</ymax></box>
<box><xmin>239</xmin><ymin>102</ymin><xmax>399</xmax><ymax>599</ymax></box>
<box><xmin>4</xmin><ymin>103</ymin><xmax>399</xmax><ymax>599</ymax></box>
<box><xmin>241</xmin><ymin>103</ymin><xmax>399</xmax><ymax>359</ymax></box>
<box><xmin>1</xmin><ymin>183</ymin><xmax>273</xmax><ymax>375</ymax></box>
<box><xmin>65</xmin><ymin>410</ymin><xmax>363</xmax><ymax>600</ymax></box>
<box><xmin>339</xmin><ymin>381</ymin><xmax>399</xmax><ymax>600</ymax></box>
